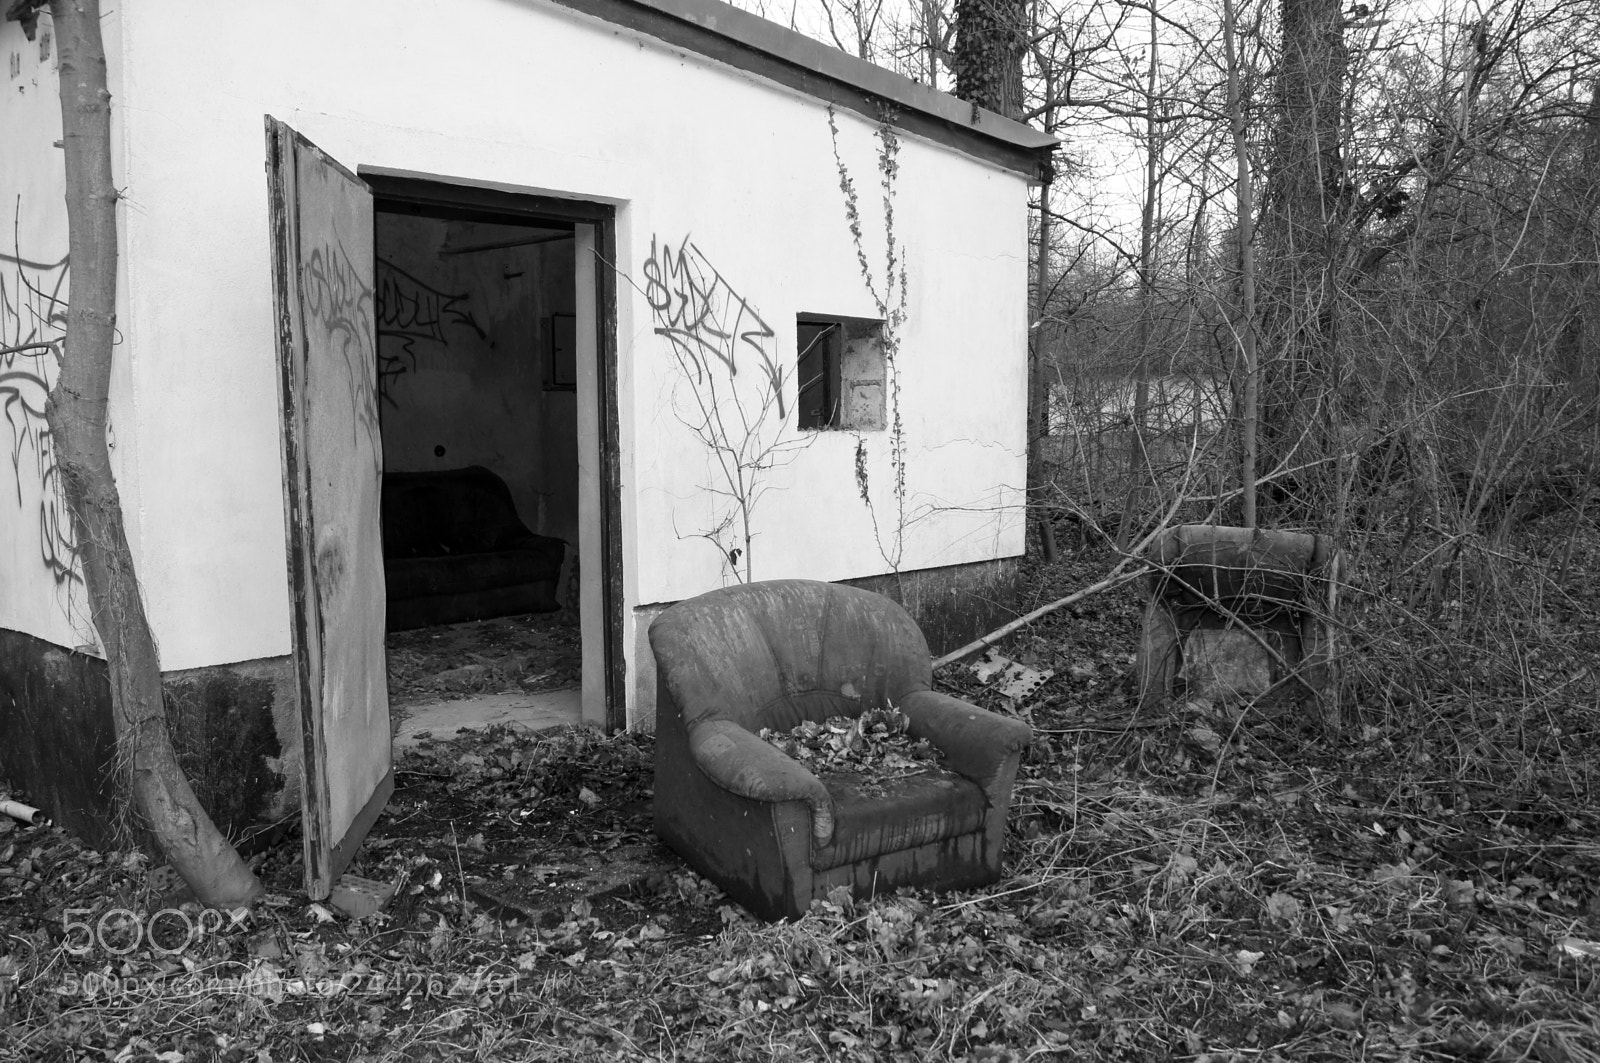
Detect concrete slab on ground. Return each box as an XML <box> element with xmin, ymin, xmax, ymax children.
<box><xmin>392</xmin><ymin>688</ymin><xmax>582</xmax><ymax>748</ymax></box>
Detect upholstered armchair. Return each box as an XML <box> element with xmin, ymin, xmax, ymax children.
<box><xmin>1136</xmin><ymin>524</ymin><xmax>1340</xmax><ymax>710</ymax></box>
<box><xmin>649</xmin><ymin>579</ymin><xmax>1033</xmax><ymax>921</ymax></box>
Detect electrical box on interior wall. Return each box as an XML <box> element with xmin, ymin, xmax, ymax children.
<box><xmin>546</xmin><ymin>312</ymin><xmax>577</xmax><ymax>390</ymax></box>
<box><xmin>796</xmin><ymin>315</ymin><xmax>885</xmax><ymax>431</ymax></box>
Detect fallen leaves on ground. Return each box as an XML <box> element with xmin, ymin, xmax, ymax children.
<box><xmin>4</xmin><ymin>527</ymin><xmax>1600</xmax><ymax>1061</ymax></box>
<box><xmin>387</xmin><ymin>610</ymin><xmax>582</xmax><ymax>700</ymax></box>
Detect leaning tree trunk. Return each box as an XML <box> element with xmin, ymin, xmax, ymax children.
<box><xmin>44</xmin><ymin>0</ymin><xmax>261</xmax><ymax>907</ymax></box>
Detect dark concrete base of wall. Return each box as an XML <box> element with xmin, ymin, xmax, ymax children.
<box><xmin>0</xmin><ymin>628</ymin><xmax>298</xmax><ymax>851</ymax></box>
<box><xmin>843</xmin><ymin>556</ymin><xmax>1023</xmax><ymax>657</ymax></box>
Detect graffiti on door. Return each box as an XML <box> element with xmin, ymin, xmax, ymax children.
<box><xmin>303</xmin><ymin>239</ymin><xmax>382</xmax><ymax>476</ymax></box>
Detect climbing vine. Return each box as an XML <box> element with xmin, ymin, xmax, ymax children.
<box><xmin>829</xmin><ymin>105</ymin><xmax>910</xmax><ymax>572</ymax></box>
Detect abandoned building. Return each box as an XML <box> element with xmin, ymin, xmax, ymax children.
<box><xmin>0</xmin><ymin>0</ymin><xmax>1053</xmax><ymax>897</ymax></box>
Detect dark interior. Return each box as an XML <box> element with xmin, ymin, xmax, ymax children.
<box><xmin>373</xmin><ymin>204</ymin><xmax>580</xmax><ymax>633</ymax></box>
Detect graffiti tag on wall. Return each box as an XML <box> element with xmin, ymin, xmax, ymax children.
<box><xmin>640</xmin><ymin>234</ymin><xmax>815</xmax><ymax>583</ymax></box>
<box><xmin>374</xmin><ymin>259</ymin><xmax>487</xmax><ymax>405</ymax></box>
<box><xmin>1</xmin><ymin>209</ymin><xmax>79</xmax><ymax>587</ymax></box>
<box><xmin>643</xmin><ymin>235</ymin><xmax>786</xmax><ymax>416</ymax></box>
<box><xmin>302</xmin><ymin>240</ymin><xmax>381</xmax><ymax>475</ymax></box>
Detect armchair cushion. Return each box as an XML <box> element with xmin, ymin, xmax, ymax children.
<box><xmin>811</xmin><ymin>767</ymin><xmax>986</xmax><ymax>871</ymax></box>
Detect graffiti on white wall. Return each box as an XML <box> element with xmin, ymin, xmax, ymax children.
<box><xmin>1</xmin><ymin>205</ymin><xmax>78</xmax><ymax>587</ymax></box>
<box><xmin>641</xmin><ymin>234</ymin><xmax>809</xmax><ymax>582</ymax></box>
<box><xmin>644</xmin><ymin>235</ymin><xmax>786</xmax><ymax>418</ymax></box>
<box><xmin>374</xmin><ymin>258</ymin><xmax>487</xmax><ymax>405</ymax></box>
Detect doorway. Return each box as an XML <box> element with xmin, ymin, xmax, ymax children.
<box><xmin>269</xmin><ymin>118</ymin><xmax>627</xmax><ymax>897</ymax></box>
<box><xmin>363</xmin><ymin>175</ymin><xmax>625</xmax><ymax>737</ymax></box>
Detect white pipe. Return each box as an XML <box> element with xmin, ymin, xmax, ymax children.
<box><xmin>0</xmin><ymin>800</ymin><xmax>49</xmax><ymax>827</ymax></box>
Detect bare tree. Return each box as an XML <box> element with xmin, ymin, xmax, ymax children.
<box><xmin>1222</xmin><ymin>0</ymin><xmax>1261</xmax><ymax>526</ymax></box>
<box><xmin>30</xmin><ymin>0</ymin><xmax>262</xmax><ymax>906</ymax></box>
<box><xmin>818</xmin><ymin>0</ymin><xmax>890</xmax><ymax>59</ymax></box>
<box><xmin>1252</xmin><ymin>0</ymin><xmax>1349</xmax><ymax>512</ymax></box>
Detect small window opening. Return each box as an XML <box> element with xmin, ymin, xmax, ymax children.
<box><xmin>796</xmin><ymin>314</ymin><xmax>885</xmax><ymax>431</ymax></box>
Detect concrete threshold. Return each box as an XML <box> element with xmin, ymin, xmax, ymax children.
<box><xmin>392</xmin><ymin>688</ymin><xmax>583</xmax><ymax>749</ymax></box>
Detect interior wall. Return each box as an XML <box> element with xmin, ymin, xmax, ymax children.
<box><xmin>375</xmin><ymin>214</ymin><xmax>578</xmax><ymax>544</ymax></box>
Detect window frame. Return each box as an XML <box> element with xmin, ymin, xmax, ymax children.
<box><xmin>795</xmin><ymin>313</ymin><xmax>885</xmax><ymax>432</ymax></box>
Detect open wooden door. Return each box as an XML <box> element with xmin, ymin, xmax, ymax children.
<box><xmin>266</xmin><ymin>117</ymin><xmax>392</xmax><ymax>900</ymax></box>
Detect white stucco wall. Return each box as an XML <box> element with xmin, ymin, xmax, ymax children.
<box><xmin>0</xmin><ymin>12</ymin><xmax>127</xmax><ymax>655</ymax></box>
<box><xmin>95</xmin><ymin>0</ymin><xmax>1030</xmax><ymax>712</ymax></box>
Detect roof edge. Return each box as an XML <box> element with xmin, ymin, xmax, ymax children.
<box><xmin>546</xmin><ymin>0</ymin><xmax>1058</xmax><ymax>181</ymax></box>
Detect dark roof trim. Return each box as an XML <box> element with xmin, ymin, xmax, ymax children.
<box><xmin>545</xmin><ymin>0</ymin><xmax>1058</xmax><ymax>181</ymax></box>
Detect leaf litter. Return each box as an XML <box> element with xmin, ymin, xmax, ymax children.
<box><xmin>386</xmin><ymin>611</ymin><xmax>582</xmax><ymax>702</ymax></box>
<box><xmin>759</xmin><ymin>706</ymin><xmax>943</xmax><ymax>785</ymax></box>
<box><xmin>3</xmin><ymin>531</ymin><xmax>1600</xmax><ymax>1061</ymax></box>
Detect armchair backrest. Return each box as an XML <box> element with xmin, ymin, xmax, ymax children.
<box><xmin>649</xmin><ymin>580</ymin><xmax>933</xmax><ymax>733</ymax></box>
<box><xmin>1146</xmin><ymin>524</ymin><xmax>1337</xmax><ymax>626</ymax></box>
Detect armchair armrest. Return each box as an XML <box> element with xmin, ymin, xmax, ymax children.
<box><xmin>685</xmin><ymin>719</ymin><xmax>835</xmax><ymax>846</ymax></box>
<box><xmin>901</xmin><ymin>689</ymin><xmax>1033</xmax><ymax>799</ymax></box>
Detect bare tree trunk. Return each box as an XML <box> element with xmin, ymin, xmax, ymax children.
<box><xmin>1557</xmin><ymin>79</ymin><xmax>1600</xmax><ymax>386</ymax></box>
<box><xmin>1257</xmin><ymin>0</ymin><xmax>1348</xmax><ymax>502</ymax></box>
<box><xmin>953</xmin><ymin>0</ymin><xmax>1025</xmax><ymax>117</ymax></box>
<box><xmin>45</xmin><ymin>0</ymin><xmax>261</xmax><ymax>908</ymax></box>
<box><xmin>922</xmin><ymin>0</ymin><xmax>942</xmax><ymax>91</ymax></box>
<box><xmin>956</xmin><ymin>0</ymin><xmax>1055</xmax><ymax>559</ymax></box>
<box><xmin>1031</xmin><ymin>170</ymin><xmax>1060</xmax><ymax>562</ymax></box>
<box><xmin>1118</xmin><ymin>5</ymin><xmax>1162</xmax><ymax>547</ymax></box>
<box><xmin>1223</xmin><ymin>0</ymin><xmax>1260</xmax><ymax>527</ymax></box>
